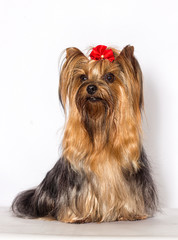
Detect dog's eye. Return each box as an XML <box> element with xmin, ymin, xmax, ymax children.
<box><xmin>104</xmin><ymin>73</ymin><xmax>115</xmax><ymax>83</ymax></box>
<box><xmin>80</xmin><ymin>74</ymin><xmax>88</xmax><ymax>82</ymax></box>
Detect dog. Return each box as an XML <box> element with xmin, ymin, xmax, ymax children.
<box><xmin>12</xmin><ymin>45</ymin><xmax>158</xmax><ymax>223</ymax></box>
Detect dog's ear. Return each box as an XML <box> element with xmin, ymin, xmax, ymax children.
<box><xmin>117</xmin><ymin>45</ymin><xmax>143</xmax><ymax>111</ymax></box>
<box><xmin>65</xmin><ymin>47</ymin><xmax>81</xmax><ymax>59</ymax></box>
<box><xmin>59</xmin><ymin>47</ymin><xmax>87</xmax><ymax>111</ymax></box>
<box><xmin>119</xmin><ymin>45</ymin><xmax>134</xmax><ymax>61</ymax></box>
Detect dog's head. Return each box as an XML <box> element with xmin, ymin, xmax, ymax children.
<box><xmin>59</xmin><ymin>45</ymin><xmax>143</xmax><ymax>155</ymax></box>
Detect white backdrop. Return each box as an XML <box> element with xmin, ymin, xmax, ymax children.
<box><xmin>0</xmin><ymin>0</ymin><xmax>178</xmax><ymax>208</ymax></box>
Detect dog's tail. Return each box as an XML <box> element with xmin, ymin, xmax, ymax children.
<box><xmin>11</xmin><ymin>189</ymin><xmax>38</xmax><ymax>218</ymax></box>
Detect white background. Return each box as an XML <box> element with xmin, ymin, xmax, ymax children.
<box><xmin>0</xmin><ymin>0</ymin><xmax>178</xmax><ymax>208</ymax></box>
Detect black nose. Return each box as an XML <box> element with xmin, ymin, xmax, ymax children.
<box><xmin>86</xmin><ymin>85</ymin><xmax>98</xmax><ymax>95</ymax></box>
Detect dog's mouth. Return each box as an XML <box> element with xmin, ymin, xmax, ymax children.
<box><xmin>86</xmin><ymin>97</ymin><xmax>103</xmax><ymax>102</ymax></box>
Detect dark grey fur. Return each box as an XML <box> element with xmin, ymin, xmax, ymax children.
<box><xmin>12</xmin><ymin>148</ymin><xmax>158</xmax><ymax>219</ymax></box>
<box><xmin>122</xmin><ymin>148</ymin><xmax>158</xmax><ymax>215</ymax></box>
<box><xmin>12</xmin><ymin>158</ymin><xmax>85</xmax><ymax>219</ymax></box>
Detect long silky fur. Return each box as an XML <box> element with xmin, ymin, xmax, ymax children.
<box><xmin>12</xmin><ymin>150</ymin><xmax>158</xmax><ymax>221</ymax></box>
<box><xmin>12</xmin><ymin>158</ymin><xmax>86</xmax><ymax>220</ymax></box>
<box><xmin>12</xmin><ymin>45</ymin><xmax>158</xmax><ymax>222</ymax></box>
<box><xmin>122</xmin><ymin>148</ymin><xmax>158</xmax><ymax>216</ymax></box>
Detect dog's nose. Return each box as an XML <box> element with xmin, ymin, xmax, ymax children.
<box><xmin>87</xmin><ymin>85</ymin><xmax>98</xmax><ymax>95</ymax></box>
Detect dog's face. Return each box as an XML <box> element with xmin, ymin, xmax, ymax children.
<box><xmin>59</xmin><ymin>46</ymin><xmax>143</xmax><ymax>149</ymax></box>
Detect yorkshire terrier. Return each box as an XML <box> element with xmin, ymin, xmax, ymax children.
<box><xmin>12</xmin><ymin>45</ymin><xmax>158</xmax><ymax>223</ymax></box>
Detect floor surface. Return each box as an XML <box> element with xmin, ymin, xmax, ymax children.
<box><xmin>0</xmin><ymin>207</ymin><xmax>178</xmax><ymax>239</ymax></box>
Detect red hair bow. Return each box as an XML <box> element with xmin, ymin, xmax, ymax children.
<box><xmin>90</xmin><ymin>45</ymin><xmax>115</xmax><ymax>62</ymax></box>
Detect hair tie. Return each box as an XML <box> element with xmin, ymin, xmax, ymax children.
<box><xmin>90</xmin><ymin>45</ymin><xmax>115</xmax><ymax>62</ymax></box>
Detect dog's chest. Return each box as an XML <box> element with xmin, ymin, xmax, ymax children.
<box><xmin>75</xmin><ymin>163</ymin><xmax>126</xmax><ymax>218</ymax></box>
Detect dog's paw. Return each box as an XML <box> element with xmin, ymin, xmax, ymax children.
<box><xmin>118</xmin><ymin>215</ymin><xmax>148</xmax><ymax>221</ymax></box>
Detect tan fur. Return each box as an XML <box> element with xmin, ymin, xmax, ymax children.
<box><xmin>12</xmin><ymin>45</ymin><xmax>157</xmax><ymax>223</ymax></box>
<box><xmin>58</xmin><ymin>46</ymin><xmax>148</xmax><ymax>222</ymax></box>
